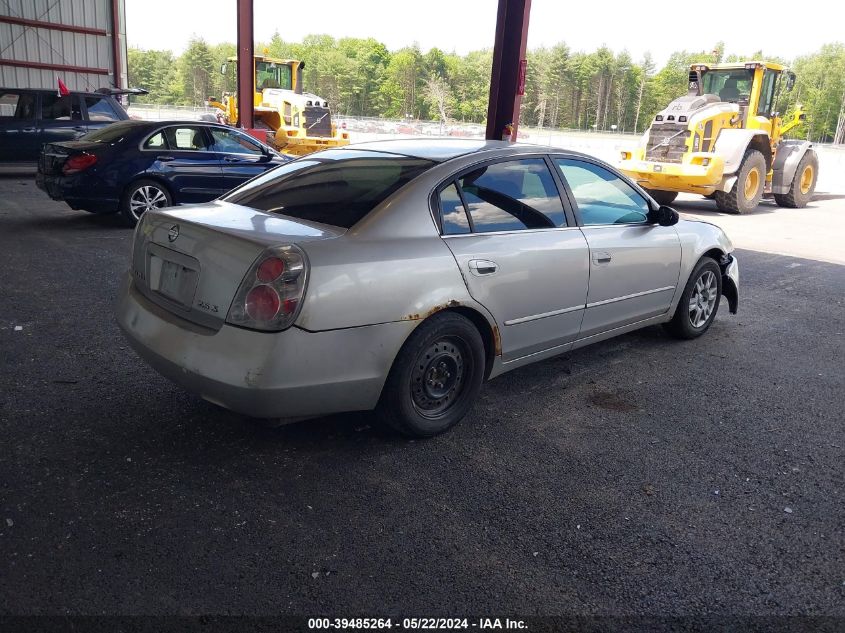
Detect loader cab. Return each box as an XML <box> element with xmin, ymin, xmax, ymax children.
<box><xmin>698</xmin><ymin>62</ymin><xmax>786</xmax><ymax>134</ymax></box>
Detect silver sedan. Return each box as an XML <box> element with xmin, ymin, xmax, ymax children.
<box><xmin>116</xmin><ymin>140</ymin><xmax>739</xmax><ymax>437</ymax></box>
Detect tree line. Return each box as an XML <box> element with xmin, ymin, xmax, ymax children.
<box><xmin>127</xmin><ymin>35</ymin><xmax>845</xmax><ymax>143</ymax></box>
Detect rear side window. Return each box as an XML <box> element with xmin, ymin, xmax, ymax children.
<box><xmin>143</xmin><ymin>131</ymin><xmax>167</xmax><ymax>149</ymax></box>
<box><xmin>84</xmin><ymin>96</ymin><xmax>121</xmax><ymax>121</ymax></box>
<box><xmin>41</xmin><ymin>94</ymin><xmax>83</xmax><ymax>120</ymax></box>
<box><xmin>164</xmin><ymin>126</ymin><xmax>210</xmax><ymax>151</ymax></box>
<box><xmin>438</xmin><ymin>158</ymin><xmax>566</xmax><ymax>234</ymax></box>
<box><xmin>224</xmin><ymin>150</ymin><xmax>434</xmax><ymax>228</ymax></box>
<box><xmin>0</xmin><ymin>91</ymin><xmax>35</xmax><ymax>120</ymax></box>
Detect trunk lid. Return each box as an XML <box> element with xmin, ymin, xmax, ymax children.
<box><xmin>131</xmin><ymin>200</ymin><xmax>344</xmax><ymax>330</ymax></box>
<box><xmin>38</xmin><ymin>140</ymin><xmax>102</xmax><ymax>175</ymax></box>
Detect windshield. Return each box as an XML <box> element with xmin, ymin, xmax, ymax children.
<box><xmin>223</xmin><ymin>150</ymin><xmax>435</xmax><ymax>228</ymax></box>
<box><xmin>81</xmin><ymin>121</ymin><xmax>137</xmax><ymax>143</ymax></box>
<box><xmin>702</xmin><ymin>69</ymin><xmax>755</xmax><ymax>103</ymax></box>
<box><xmin>255</xmin><ymin>61</ymin><xmax>292</xmax><ymax>90</ymax></box>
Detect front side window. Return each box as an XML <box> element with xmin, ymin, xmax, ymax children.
<box><xmin>40</xmin><ymin>94</ymin><xmax>82</xmax><ymax>120</ymax></box>
<box><xmin>556</xmin><ymin>159</ymin><xmax>649</xmax><ymax>225</ymax></box>
<box><xmin>163</xmin><ymin>126</ymin><xmax>210</xmax><ymax>151</ymax></box>
<box><xmin>454</xmin><ymin>158</ymin><xmax>565</xmax><ymax>233</ymax></box>
<box><xmin>223</xmin><ymin>150</ymin><xmax>434</xmax><ymax>228</ymax></box>
<box><xmin>84</xmin><ymin>96</ymin><xmax>121</xmax><ymax>121</ymax></box>
<box><xmin>0</xmin><ymin>91</ymin><xmax>35</xmax><ymax>120</ymax></box>
<box><xmin>209</xmin><ymin>128</ymin><xmax>264</xmax><ymax>155</ymax></box>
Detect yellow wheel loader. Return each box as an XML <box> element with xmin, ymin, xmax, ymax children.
<box><xmin>620</xmin><ymin>62</ymin><xmax>818</xmax><ymax>213</ymax></box>
<box><xmin>208</xmin><ymin>54</ymin><xmax>350</xmax><ymax>156</ymax></box>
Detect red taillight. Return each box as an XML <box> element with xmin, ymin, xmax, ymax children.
<box><xmin>245</xmin><ymin>285</ymin><xmax>281</xmax><ymax>321</ymax></box>
<box><xmin>62</xmin><ymin>153</ymin><xmax>98</xmax><ymax>175</ymax></box>
<box><xmin>226</xmin><ymin>245</ymin><xmax>307</xmax><ymax>332</ymax></box>
<box><xmin>256</xmin><ymin>257</ymin><xmax>285</xmax><ymax>282</ymax></box>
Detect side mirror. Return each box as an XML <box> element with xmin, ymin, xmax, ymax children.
<box><xmin>785</xmin><ymin>72</ymin><xmax>796</xmax><ymax>92</ymax></box>
<box><xmin>650</xmin><ymin>205</ymin><xmax>679</xmax><ymax>226</ymax></box>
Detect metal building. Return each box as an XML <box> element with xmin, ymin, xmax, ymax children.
<box><xmin>0</xmin><ymin>0</ymin><xmax>127</xmax><ymax>92</ymax></box>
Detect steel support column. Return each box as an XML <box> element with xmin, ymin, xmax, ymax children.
<box><xmin>485</xmin><ymin>0</ymin><xmax>531</xmax><ymax>141</ymax></box>
<box><xmin>236</xmin><ymin>0</ymin><xmax>254</xmax><ymax>129</ymax></box>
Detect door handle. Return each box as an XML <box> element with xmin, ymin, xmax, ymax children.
<box><xmin>223</xmin><ymin>156</ymin><xmax>243</xmax><ymax>163</ymax></box>
<box><xmin>72</xmin><ymin>126</ymin><xmax>86</xmax><ymax>132</ymax></box>
<box><xmin>468</xmin><ymin>259</ymin><xmax>498</xmax><ymax>276</ymax></box>
<box><xmin>22</xmin><ymin>127</ymin><xmax>36</xmax><ymax>133</ymax></box>
<box><xmin>592</xmin><ymin>251</ymin><xmax>612</xmax><ymax>264</ymax></box>
<box><xmin>156</xmin><ymin>156</ymin><xmax>175</xmax><ymax>162</ymax></box>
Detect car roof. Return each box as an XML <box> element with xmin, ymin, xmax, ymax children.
<box><xmin>0</xmin><ymin>87</ymin><xmax>120</xmax><ymax>98</ymax></box>
<box><xmin>340</xmin><ymin>138</ymin><xmax>515</xmax><ymax>162</ymax></box>
<box><xmin>338</xmin><ymin>138</ymin><xmax>600</xmax><ymax>164</ymax></box>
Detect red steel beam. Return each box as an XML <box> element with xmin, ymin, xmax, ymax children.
<box><xmin>236</xmin><ymin>0</ymin><xmax>254</xmax><ymax>129</ymax></box>
<box><xmin>485</xmin><ymin>0</ymin><xmax>532</xmax><ymax>141</ymax></box>
<box><xmin>110</xmin><ymin>0</ymin><xmax>122</xmax><ymax>88</ymax></box>
<box><xmin>0</xmin><ymin>15</ymin><xmax>108</xmax><ymax>37</ymax></box>
<box><xmin>0</xmin><ymin>58</ymin><xmax>108</xmax><ymax>75</ymax></box>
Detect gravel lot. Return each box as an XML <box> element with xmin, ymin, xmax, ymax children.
<box><xmin>1</xmin><ymin>177</ymin><xmax>843</xmax><ymax>622</ymax></box>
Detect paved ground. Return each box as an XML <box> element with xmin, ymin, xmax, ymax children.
<box><xmin>1</xmin><ymin>178</ymin><xmax>843</xmax><ymax>620</ymax></box>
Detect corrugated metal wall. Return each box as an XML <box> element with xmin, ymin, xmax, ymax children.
<box><xmin>0</xmin><ymin>0</ymin><xmax>126</xmax><ymax>92</ymax></box>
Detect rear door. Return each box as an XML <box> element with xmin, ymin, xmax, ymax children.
<box><xmin>553</xmin><ymin>157</ymin><xmax>681</xmax><ymax>338</ymax></box>
<box><xmin>142</xmin><ymin>125</ymin><xmax>226</xmax><ymax>203</ymax></box>
<box><xmin>38</xmin><ymin>93</ymin><xmax>87</xmax><ymax>145</ymax></box>
<box><xmin>207</xmin><ymin>126</ymin><xmax>274</xmax><ymax>192</ymax></box>
<box><xmin>438</xmin><ymin>156</ymin><xmax>590</xmax><ymax>361</ymax></box>
<box><xmin>0</xmin><ymin>90</ymin><xmax>39</xmax><ymax>162</ymax></box>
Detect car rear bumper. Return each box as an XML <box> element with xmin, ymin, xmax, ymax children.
<box><xmin>35</xmin><ymin>171</ymin><xmax>119</xmax><ymax>211</ymax></box>
<box><xmin>115</xmin><ymin>275</ymin><xmax>415</xmax><ymax>420</ymax></box>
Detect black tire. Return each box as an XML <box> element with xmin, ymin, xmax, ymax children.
<box><xmin>664</xmin><ymin>257</ymin><xmax>722</xmax><ymax>340</ymax></box>
<box><xmin>119</xmin><ymin>179</ymin><xmax>173</xmax><ymax>227</ymax></box>
<box><xmin>376</xmin><ymin>312</ymin><xmax>485</xmax><ymax>438</ymax></box>
<box><xmin>713</xmin><ymin>149</ymin><xmax>766</xmax><ymax>214</ymax></box>
<box><xmin>645</xmin><ymin>189</ymin><xmax>678</xmax><ymax>205</ymax></box>
<box><xmin>774</xmin><ymin>150</ymin><xmax>818</xmax><ymax>208</ymax></box>
<box><xmin>704</xmin><ymin>192</ymin><xmax>717</xmax><ymax>200</ymax></box>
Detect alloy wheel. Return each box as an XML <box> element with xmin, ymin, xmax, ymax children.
<box><xmin>688</xmin><ymin>270</ymin><xmax>718</xmax><ymax>328</ymax></box>
<box><xmin>129</xmin><ymin>185</ymin><xmax>169</xmax><ymax>220</ymax></box>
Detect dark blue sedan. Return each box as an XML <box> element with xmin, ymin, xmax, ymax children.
<box><xmin>36</xmin><ymin>120</ymin><xmax>289</xmax><ymax>226</ymax></box>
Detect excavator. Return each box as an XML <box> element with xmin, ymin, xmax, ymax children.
<box><xmin>620</xmin><ymin>61</ymin><xmax>817</xmax><ymax>213</ymax></box>
<box><xmin>209</xmin><ymin>53</ymin><xmax>349</xmax><ymax>156</ymax></box>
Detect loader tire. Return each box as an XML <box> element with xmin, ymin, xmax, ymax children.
<box><xmin>645</xmin><ymin>189</ymin><xmax>678</xmax><ymax>205</ymax></box>
<box><xmin>774</xmin><ymin>150</ymin><xmax>818</xmax><ymax>208</ymax></box>
<box><xmin>714</xmin><ymin>149</ymin><xmax>766</xmax><ymax>214</ymax></box>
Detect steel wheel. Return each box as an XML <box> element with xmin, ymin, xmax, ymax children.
<box><xmin>688</xmin><ymin>270</ymin><xmax>718</xmax><ymax>328</ymax></box>
<box><xmin>743</xmin><ymin>166</ymin><xmax>760</xmax><ymax>201</ymax></box>
<box><xmin>410</xmin><ymin>337</ymin><xmax>469</xmax><ymax>419</ymax></box>
<box><xmin>800</xmin><ymin>164</ymin><xmax>814</xmax><ymax>195</ymax></box>
<box><xmin>128</xmin><ymin>184</ymin><xmax>169</xmax><ymax>220</ymax></box>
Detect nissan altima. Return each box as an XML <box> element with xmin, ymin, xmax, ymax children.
<box><xmin>116</xmin><ymin>139</ymin><xmax>739</xmax><ymax>437</ymax></box>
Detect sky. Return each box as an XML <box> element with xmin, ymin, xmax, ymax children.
<box><xmin>126</xmin><ymin>0</ymin><xmax>841</xmax><ymax>66</ymax></box>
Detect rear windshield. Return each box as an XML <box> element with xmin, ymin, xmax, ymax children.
<box><xmin>223</xmin><ymin>149</ymin><xmax>435</xmax><ymax>228</ymax></box>
<box><xmin>81</xmin><ymin>122</ymin><xmax>137</xmax><ymax>143</ymax></box>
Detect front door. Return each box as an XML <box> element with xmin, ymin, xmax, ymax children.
<box><xmin>207</xmin><ymin>126</ymin><xmax>273</xmax><ymax>192</ymax></box>
<box><xmin>143</xmin><ymin>125</ymin><xmax>226</xmax><ymax>203</ymax></box>
<box><xmin>438</xmin><ymin>157</ymin><xmax>590</xmax><ymax>361</ymax></box>
<box><xmin>554</xmin><ymin>157</ymin><xmax>681</xmax><ymax>338</ymax></box>
<box><xmin>0</xmin><ymin>90</ymin><xmax>39</xmax><ymax>162</ymax></box>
